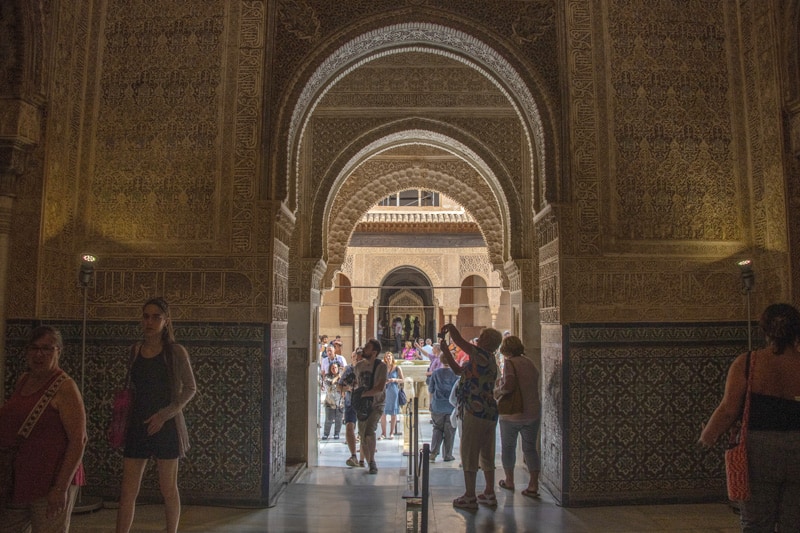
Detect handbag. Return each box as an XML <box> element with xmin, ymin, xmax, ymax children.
<box><xmin>1</xmin><ymin>372</ymin><xmax>67</xmax><ymax>506</ymax></box>
<box><xmin>107</xmin><ymin>345</ymin><xmax>138</xmax><ymax>450</ymax></box>
<box><xmin>107</xmin><ymin>387</ymin><xmax>135</xmax><ymax>449</ymax></box>
<box><xmin>497</xmin><ymin>358</ymin><xmax>523</xmax><ymax>415</ymax></box>
<box><xmin>725</xmin><ymin>351</ymin><xmax>754</xmax><ymax>501</ymax></box>
<box><xmin>398</xmin><ymin>385</ymin><xmax>408</xmax><ymax>407</ymax></box>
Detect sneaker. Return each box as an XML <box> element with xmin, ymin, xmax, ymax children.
<box><xmin>429</xmin><ymin>454</ymin><xmax>437</xmax><ymax>462</ymax></box>
<box><xmin>444</xmin><ymin>456</ymin><xmax>456</xmax><ymax>462</ymax></box>
<box><xmin>321</xmin><ymin>436</ymin><xmax>328</xmax><ymax>440</ymax></box>
<box><xmin>333</xmin><ymin>435</ymin><xmax>340</xmax><ymax>440</ymax></box>
<box><xmin>346</xmin><ymin>455</ymin><xmax>359</xmax><ymax>467</ymax></box>
<box><xmin>368</xmin><ymin>461</ymin><xmax>378</xmax><ymax>474</ymax></box>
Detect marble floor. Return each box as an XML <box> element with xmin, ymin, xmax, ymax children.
<box><xmin>71</xmin><ymin>414</ymin><xmax>741</xmax><ymax>532</ymax></box>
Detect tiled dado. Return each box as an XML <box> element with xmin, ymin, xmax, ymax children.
<box><xmin>560</xmin><ymin>321</ymin><xmax>755</xmax><ymax>506</ymax></box>
<box><xmin>3</xmin><ymin>319</ymin><xmax>281</xmax><ymax>507</ymax></box>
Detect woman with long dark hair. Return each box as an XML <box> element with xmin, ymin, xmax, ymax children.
<box><xmin>116</xmin><ymin>298</ymin><xmax>196</xmax><ymax>533</ymax></box>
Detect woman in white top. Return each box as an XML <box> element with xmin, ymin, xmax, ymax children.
<box><xmin>494</xmin><ymin>335</ymin><xmax>541</xmax><ymax>498</ymax></box>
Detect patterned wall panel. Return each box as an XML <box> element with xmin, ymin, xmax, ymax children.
<box><xmin>4</xmin><ymin>319</ymin><xmax>273</xmax><ymax>506</ymax></box>
<box><xmin>561</xmin><ymin>322</ymin><xmax>755</xmax><ymax>505</ymax></box>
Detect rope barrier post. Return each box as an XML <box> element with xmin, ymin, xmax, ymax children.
<box><xmin>406</xmin><ymin>401</ymin><xmax>413</xmax><ymax>487</ymax></box>
<box><xmin>421</xmin><ymin>443</ymin><xmax>430</xmax><ymax>533</ymax></box>
<box><xmin>403</xmin><ymin>396</ymin><xmax>421</xmax><ymax>501</ymax></box>
<box><xmin>413</xmin><ymin>396</ymin><xmax>419</xmax><ymax>495</ymax></box>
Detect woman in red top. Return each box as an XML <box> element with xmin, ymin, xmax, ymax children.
<box><xmin>0</xmin><ymin>325</ymin><xmax>87</xmax><ymax>533</ymax></box>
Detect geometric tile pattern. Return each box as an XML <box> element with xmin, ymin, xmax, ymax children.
<box><xmin>3</xmin><ymin>319</ymin><xmax>270</xmax><ymax>506</ymax></box>
<box><xmin>561</xmin><ymin>322</ymin><xmax>756</xmax><ymax>505</ymax></box>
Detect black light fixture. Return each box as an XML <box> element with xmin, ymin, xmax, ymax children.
<box><xmin>74</xmin><ymin>253</ymin><xmax>103</xmax><ymax>513</ymax></box>
<box><xmin>737</xmin><ymin>258</ymin><xmax>755</xmax><ymax>294</ymax></box>
<box><xmin>736</xmin><ymin>259</ymin><xmax>755</xmax><ymax>351</ymax></box>
<box><xmin>79</xmin><ymin>253</ymin><xmax>97</xmax><ymax>287</ymax></box>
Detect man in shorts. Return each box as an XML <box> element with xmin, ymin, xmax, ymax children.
<box><xmin>340</xmin><ymin>348</ymin><xmax>363</xmax><ymax>467</ymax></box>
<box><xmin>354</xmin><ymin>338</ymin><xmax>387</xmax><ymax>474</ymax></box>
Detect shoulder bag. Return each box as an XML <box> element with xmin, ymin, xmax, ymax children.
<box><xmin>1</xmin><ymin>372</ymin><xmax>67</xmax><ymax>506</ymax></box>
<box><xmin>398</xmin><ymin>383</ymin><xmax>408</xmax><ymax>407</ymax></box>
<box><xmin>725</xmin><ymin>351</ymin><xmax>754</xmax><ymax>501</ymax></box>
<box><xmin>497</xmin><ymin>358</ymin><xmax>524</xmax><ymax>415</ymax></box>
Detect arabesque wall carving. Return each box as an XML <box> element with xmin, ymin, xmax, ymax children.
<box><xmin>283</xmin><ymin>19</ymin><xmax>557</xmax><ymax>213</ymax></box>
<box><xmin>29</xmin><ymin>1</ymin><xmax>272</xmax><ymax>321</ymax></box>
<box><xmin>559</xmin><ymin>0</ymin><xmax>790</xmax><ymax>321</ymax></box>
<box><xmin>323</xmin><ymin>162</ymin><xmax>507</xmax><ymax>285</ymax></box>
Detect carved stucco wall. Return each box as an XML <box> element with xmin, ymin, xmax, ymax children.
<box><xmin>8</xmin><ymin>1</ymin><xmax>275</xmax><ymax>323</ymax></box>
<box><xmin>561</xmin><ymin>0</ymin><xmax>790</xmax><ymax>323</ymax></box>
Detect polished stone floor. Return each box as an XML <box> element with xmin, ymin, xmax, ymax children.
<box><xmin>71</xmin><ymin>413</ymin><xmax>741</xmax><ymax>532</ymax></box>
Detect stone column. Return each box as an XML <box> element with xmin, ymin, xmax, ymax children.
<box><xmin>487</xmin><ymin>285</ymin><xmax>502</xmax><ymax>329</ymax></box>
<box><xmin>0</xmin><ymin>165</ymin><xmax>18</xmax><ymax>399</ymax></box>
<box><xmin>787</xmin><ymin>99</ymin><xmax>800</xmax><ymax>304</ymax></box>
<box><xmin>352</xmin><ymin>307</ymin><xmax>368</xmax><ymax>347</ymax></box>
<box><xmin>287</xmin><ymin>258</ymin><xmax>325</xmax><ymax>467</ymax></box>
<box><xmin>0</xmin><ymin>96</ymin><xmax>42</xmax><ymax>397</ymax></box>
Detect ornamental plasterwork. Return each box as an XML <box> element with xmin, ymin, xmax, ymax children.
<box><xmin>339</xmin><ymin>245</ymin><xmax>519</xmax><ymax>314</ymax></box>
<box><xmin>323</xmin><ymin>166</ymin><xmax>504</xmax><ymax>287</ymax></box>
<box><xmin>339</xmin><ymin>251</ymin><xmax>444</xmax><ymax>308</ymax></box>
<box><xmin>388</xmin><ymin>290</ymin><xmax>423</xmax><ymax>310</ymax></box>
<box><xmin>317</xmin><ymin>130</ymin><xmax>510</xmax><ymax>265</ymax></box>
<box><xmin>287</xmin><ymin>22</ymin><xmax>550</xmax><ymax>210</ymax></box>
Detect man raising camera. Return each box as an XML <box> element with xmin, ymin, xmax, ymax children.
<box><xmin>353</xmin><ymin>338</ymin><xmax>387</xmax><ymax>474</ymax></box>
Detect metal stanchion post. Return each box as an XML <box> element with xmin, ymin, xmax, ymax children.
<box><xmin>403</xmin><ymin>397</ymin><xmax>421</xmax><ymax>500</ymax></box>
<box><xmin>413</xmin><ymin>397</ymin><xmax>419</xmax><ymax>496</ymax></box>
<box><xmin>421</xmin><ymin>443</ymin><xmax>430</xmax><ymax>533</ymax></box>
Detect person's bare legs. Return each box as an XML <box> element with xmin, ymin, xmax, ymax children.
<box><xmin>502</xmin><ymin>467</ymin><xmax>515</xmax><ymax>489</ymax></box>
<box><xmin>115</xmin><ymin>458</ymin><xmax>147</xmax><ymax>533</ymax></box>
<box><xmin>346</xmin><ymin>421</ymin><xmax>356</xmax><ymax>455</ymax></box>
<box><xmin>527</xmin><ymin>470</ymin><xmax>540</xmax><ymax>493</ymax></box>
<box><xmin>380</xmin><ymin>414</ymin><xmax>387</xmax><ymax>438</ymax></box>
<box><xmin>363</xmin><ymin>432</ymin><xmax>376</xmax><ymax>463</ymax></box>
<box><xmin>389</xmin><ymin>414</ymin><xmax>397</xmax><ymax>436</ymax></box>
<box><xmin>481</xmin><ymin>468</ymin><xmax>496</xmax><ymax>497</ymax></box>
<box><xmin>157</xmin><ymin>459</ymin><xmax>180</xmax><ymax>533</ymax></box>
<box><xmin>463</xmin><ymin>470</ymin><xmax>478</xmax><ymax>499</ymax></box>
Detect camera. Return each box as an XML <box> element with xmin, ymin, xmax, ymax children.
<box><xmin>437</xmin><ymin>331</ymin><xmax>447</xmax><ymax>340</ymax></box>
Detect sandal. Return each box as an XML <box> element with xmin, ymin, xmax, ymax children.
<box><xmin>476</xmin><ymin>493</ymin><xmax>497</xmax><ymax>506</ymax></box>
<box><xmin>499</xmin><ymin>480</ymin><xmax>515</xmax><ymax>491</ymax></box>
<box><xmin>521</xmin><ymin>488</ymin><xmax>540</xmax><ymax>499</ymax></box>
<box><xmin>452</xmin><ymin>495</ymin><xmax>478</xmax><ymax>510</ymax></box>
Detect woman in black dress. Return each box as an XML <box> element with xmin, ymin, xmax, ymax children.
<box><xmin>116</xmin><ymin>298</ymin><xmax>196</xmax><ymax>533</ymax></box>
